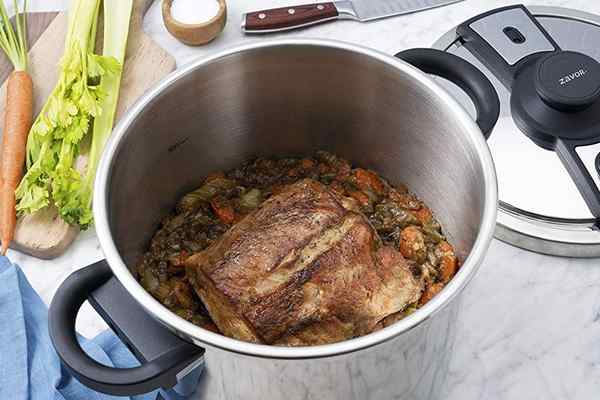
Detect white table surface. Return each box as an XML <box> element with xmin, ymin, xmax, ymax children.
<box><xmin>8</xmin><ymin>1</ymin><xmax>600</xmax><ymax>399</ymax></box>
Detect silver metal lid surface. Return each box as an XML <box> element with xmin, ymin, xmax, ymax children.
<box><xmin>433</xmin><ymin>6</ymin><xmax>600</xmax><ymax>257</ymax></box>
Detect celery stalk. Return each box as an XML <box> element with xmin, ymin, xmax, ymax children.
<box><xmin>15</xmin><ymin>0</ymin><xmax>132</xmax><ymax>228</ymax></box>
<box><xmin>84</xmin><ymin>0</ymin><xmax>133</xmax><ymax>211</ymax></box>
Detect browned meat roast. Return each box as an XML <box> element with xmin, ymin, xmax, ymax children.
<box><xmin>185</xmin><ymin>179</ymin><xmax>423</xmax><ymax>345</ymax></box>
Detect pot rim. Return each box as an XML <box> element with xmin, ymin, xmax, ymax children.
<box><xmin>93</xmin><ymin>38</ymin><xmax>498</xmax><ymax>359</ymax></box>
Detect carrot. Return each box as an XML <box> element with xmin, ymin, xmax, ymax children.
<box><xmin>211</xmin><ymin>197</ymin><xmax>235</xmax><ymax>224</ymax></box>
<box><xmin>352</xmin><ymin>168</ymin><xmax>385</xmax><ymax>194</ymax></box>
<box><xmin>415</xmin><ymin>206</ymin><xmax>433</xmax><ymax>225</ymax></box>
<box><xmin>436</xmin><ymin>241</ymin><xmax>458</xmax><ymax>283</ymax></box>
<box><xmin>0</xmin><ymin>71</ymin><xmax>32</xmax><ymax>254</ymax></box>
<box><xmin>419</xmin><ymin>282</ymin><xmax>444</xmax><ymax>306</ymax></box>
<box><xmin>398</xmin><ymin>226</ymin><xmax>426</xmax><ymax>263</ymax></box>
<box><xmin>0</xmin><ymin>1</ymin><xmax>31</xmax><ymax>255</ymax></box>
<box><xmin>300</xmin><ymin>158</ymin><xmax>315</xmax><ymax>169</ymax></box>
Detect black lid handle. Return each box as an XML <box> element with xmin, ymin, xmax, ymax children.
<box><xmin>48</xmin><ymin>260</ymin><xmax>204</xmax><ymax>396</ymax></box>
<box><xmin>396</xmin><ymin>48</ymin><xmax>500</xmax><ymax>139</ymax></box>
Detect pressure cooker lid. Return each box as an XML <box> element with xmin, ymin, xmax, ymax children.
<box><xmin>432</xmin><ymin>5</ymin><xmax>600</xmax><ymax>257</ymax></box>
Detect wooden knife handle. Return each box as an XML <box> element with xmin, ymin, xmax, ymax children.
<box><xmin>243</xmin><ymin>3</ymin><xmax>339</xmax><ymax>33</ymax></box>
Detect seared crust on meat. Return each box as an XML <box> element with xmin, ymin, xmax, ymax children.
<box><xmin>185</xmin><ymin>179</ymin><xmax>422</xmax><ymax>345</ymax></box>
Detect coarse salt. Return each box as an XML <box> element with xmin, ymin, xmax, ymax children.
<box><xmin>171</xmin><ymin>0</ymin><xmax>220</xmax><ymax>24</ymax></box>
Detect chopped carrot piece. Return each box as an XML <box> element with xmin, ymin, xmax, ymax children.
<box><xmin>353</xmin><ymin>168</ymin><xmax>384</xmax><ymax>194</ymax></box>
<box><xmin>437</xmin><ymin>241</ymin><xmax>458</xmax><ymax>283</ymax></box>
<box><xmin>437</xmin><ymin>241</ymin><xmax>455</xmax><ymax>254</ymax></box>
<box><xmin>399</xmin><ymin>226</ymin><xmax>426</xmax><ymax>263</ymax></box>
<box><xmin>419</xmin><ymin>282</ymin><xmax>444</xmax><ymax>306</ymax></box>
<box><xmin>301</xmin><ymin>158</ymin><xmax>315</xmax><ymax>169</ymax></box>
<box><xmin>211</xmin><ymin>197</ymin><xmax>235</xmax><ymax>224</ymax></box>
<box><xmin>415</xmin><ymin>207</ymin><xmax>433</xmax><ymax>225</ymax></box>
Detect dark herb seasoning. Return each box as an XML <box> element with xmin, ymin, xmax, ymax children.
<box><xmin>137</xmin><ymin>151</ymin><xmax>459</xmax><ymax>332</ymax></box>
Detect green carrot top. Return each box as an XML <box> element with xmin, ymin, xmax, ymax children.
<box><xmin>0</xmin><ymin>0</ymin><xmax>27</xmax><ymax>71</ymax></box>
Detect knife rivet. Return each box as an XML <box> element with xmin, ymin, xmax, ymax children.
<box><xmin>288</xmin><ymin>8</ymin><xmax>296</xmax><ymax>15</ymax></box>
<box><xmin>258</xmin><ymin>13</ymin><xmax>267</xmax><ymax>19</ymax></box>
<box><xmin>317</xmin><ymin>4</ymin><xmax>325</xmax><ymax>10</ymax></box>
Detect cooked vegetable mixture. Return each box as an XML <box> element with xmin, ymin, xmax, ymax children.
<box><xmin>136</xmin><ymin>152</ymin><xmax>459</xmax><ymax>332</ymax></box>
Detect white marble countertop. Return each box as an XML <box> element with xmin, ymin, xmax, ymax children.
<box><xmin>8</xmin><ymin>0</ymin><xmax>600</xmax><ymax>399</ymax></box>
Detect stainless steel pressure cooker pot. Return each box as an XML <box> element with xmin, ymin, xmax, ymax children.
<box><xmin>48</xmin><ymin>39</ymin><xmax>499</xmax><ymax>400</ymax></box>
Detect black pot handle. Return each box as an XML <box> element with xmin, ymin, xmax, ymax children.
<box><xmin>48</xmin><ymin>260</ymin><xmax>204</xmax><ymax>396</ymax></box>
<box><xmin>396</xmin><ymin>48</ymin><xmax>500</xmax><ymax>139</ymax></box>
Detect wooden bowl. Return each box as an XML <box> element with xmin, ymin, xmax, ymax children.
<box><xmin>162</xmin><ymin>0</ymin><xmax>227</xmax><ymax>46</ymax></box>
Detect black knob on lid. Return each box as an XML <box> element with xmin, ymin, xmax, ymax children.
<box><xmin>535</xmin><ymin>51</ymin><xmax>600</xmax><ymax>112</ymax></box>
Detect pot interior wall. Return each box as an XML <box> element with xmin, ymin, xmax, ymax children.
<box><xmin>106</xmin><ymin>44</ymin><xmax>486</xmax><ymax>270</ymax></box>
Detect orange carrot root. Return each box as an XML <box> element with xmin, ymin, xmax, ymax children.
<box><xmin>0</xmin><ymin>71</ymin><xmax>33</xmax><ymax>255</ymax></box>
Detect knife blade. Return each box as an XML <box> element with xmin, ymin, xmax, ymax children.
<box><xmin>350</xmin><ymin>0</ymin><xmax>463</xmax><ymax>21</ymax></box>
<box><xmin>242</xmin><ymin>0</ymin><xmax>464</xmax><ymax>34</ymax></box>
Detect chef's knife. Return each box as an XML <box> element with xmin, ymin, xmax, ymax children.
<box><xmin>242</xmin><ymin>0</ymin><xmax>464</xmax><ymax>33</ymax></box>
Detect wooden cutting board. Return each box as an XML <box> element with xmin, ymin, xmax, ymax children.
<box><xmin>0</xmin><ymin>0</ymin><xmax>176</xmax><ymax>259</ymax></box>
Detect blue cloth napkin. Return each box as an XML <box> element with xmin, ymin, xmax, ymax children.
<box><xmin>0</xmin><ymin>256</ymin><xmax>202</xmax><ymax>400</ymax></box>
